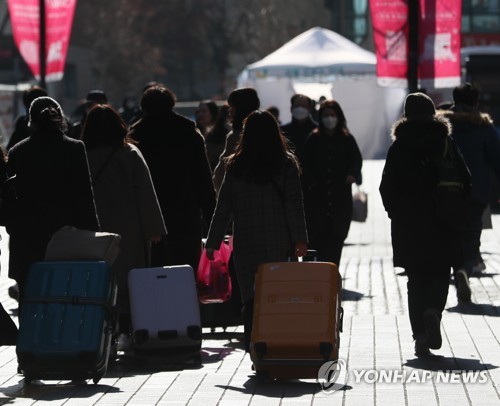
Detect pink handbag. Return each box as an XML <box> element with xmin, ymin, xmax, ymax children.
<box><xmin>197</xmin><ymin>241</ymin><xmax>232</xmax><ymax>304</ymax></box>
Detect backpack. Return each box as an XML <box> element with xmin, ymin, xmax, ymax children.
<box><xmin>434</xmin><ymin>136</ymin><xmax>469</xmax><ymax>230</ymax></box>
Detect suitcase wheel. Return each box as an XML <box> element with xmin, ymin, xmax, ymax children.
<box><xmin>253</xmin><ymin>342</ymin><xmax>267</xmax><ymax>360</ymax></box>
<box><xmin>320</xmin><ymin>342</ymin><xmax>334</xmax><ymax>359</ymax></box>
<box><xmin>255</xmin><ymin>369</ymin><xmax>270</xmax><ymax>381</ymax></box>
<box><xmin>93</xmin><ymin>377</ymin><xmax>101</xmax><ymax>385</ymax></box>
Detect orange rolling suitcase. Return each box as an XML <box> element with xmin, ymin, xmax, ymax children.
<box><xmin>250</xmin><ymin>261</ymin><xmax>343</xmax><ymax>379</ymax></box>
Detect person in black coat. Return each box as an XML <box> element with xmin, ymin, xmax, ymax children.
<box><xmin>212</xmin><ymin>88</ymin><xmax>261</xmax><ymax>193</ymax></box>
<box><xmin>129</xmin><ymin>86</ymin><xmax>216</xmax><ymax>272</ymax></box>
<box><xmin>6</xmin><ymin>86</ymin><xmax>47</xmax><ymax>150</ymax></box>
<box><xmin>0</xmin><ymin>146</ymin><xmax>18</xmax><ymax>345</ymax></box>
<box><xmin>301</xmin><ymin>99</ymin><xmax>362</xmax><ymax>267</ymax></box>
<box><xmin>280</xmin><ymin>94</ymin><xmax>317</xmax><ymax>162</ymax></box>
<box><xmin>379</xmin><ymin>93</ymin><xmax>470</xmax><ymax>357</ymax></box>
<box><xmin>440</xmin><ymin>83</ymin><xmax>500</xmax><ymax>300</ymax></box>
<box><xmin>6</xmin><ymin>96</ymin><xmax>99</xmax><ymax>303</ymax></box>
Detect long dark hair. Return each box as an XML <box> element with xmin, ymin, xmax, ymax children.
<box><xmin>226</xmin><ymin>110</ymin><xmax>295</xmax><ymax>183</ymax></box>
<box><xmin>316</xmin><ymin>99</ymin><xmax>350</xmax><ymax>136</ymax></box>
<box><xmin>81</xmin><ymin>104</ymin><xmax>131</xmax><ymax>149</ymax></box>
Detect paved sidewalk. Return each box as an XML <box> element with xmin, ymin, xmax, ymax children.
<box><xmin>1</xmin><ymin>160</ymin><xmax>500</xmax><ymax>405</ymax></box>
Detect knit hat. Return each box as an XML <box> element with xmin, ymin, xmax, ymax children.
<box><xmin>86</xmin><ymin>89</ymin><xmax>108</xmax><ymax>104</ymax></box>
<box><xmin>404</xmin><ymin>92</ymin><xmax>436</xmax><ymax>118</ymax></box>
<box><xmin>453</xmin><ymin>82</ymin><xmax>479</xmax><ymax>107</ymax></box>
<box><xmin>28</xmin><ymin>96</ymin><xmax>63</xmax><ymax>128</ymax></box>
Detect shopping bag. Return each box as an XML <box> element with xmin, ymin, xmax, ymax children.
<box><xmin>197</xmin><ymin>242</ymin><xmax>232</xmax><ymax>304</ymax></box>
<box><xmin>352</xmin><ymin>187</ymin><xmax>368</xmax><ymax>222</ymax></box>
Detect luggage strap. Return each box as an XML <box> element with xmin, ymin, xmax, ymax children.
<box><xmin>23</xmin><ymin>295</ymin><xmax>113</xmax><ymax>314</ymax></box>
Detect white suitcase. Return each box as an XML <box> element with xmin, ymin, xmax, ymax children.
<box><xmin>128</xmin><ymin>265</ymin><xmax>202</xmax><ymax>361</ymax></box>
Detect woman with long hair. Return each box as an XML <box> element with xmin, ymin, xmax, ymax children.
<box><xmin>301</xmin><ymin>99</ymin><xmax>362</xmax><ymax>267</ymax></box>
<box><xmin>205</xmin><ymin>110</ymin><xmax>308</xmax><ymax>351</ymax></box>
<box><xmin>81</xmin><ymin>104</ymin><xmax>166</xmax><ymax>347</ymax></box>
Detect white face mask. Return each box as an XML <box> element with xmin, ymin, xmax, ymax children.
<box><xmin>292</xmin><ymin>106</ymin><xmax>309</xmax><ymax>121</ymax></box>
<box><xmin>322</xmin><ymin>116</ymin><xmax>338</xmax><ymax>130</ymax></box>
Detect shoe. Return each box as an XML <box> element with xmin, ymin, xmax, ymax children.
<box><xmin>8</xmin><ymin>284</ymin><xmax>19</xmax><ymax>302</ymax></box>
<box><xmin>471</xmin><ymin>260</ymin><xmax>486</xmax><ymax>276</ymax></box>
<box><xmin>423</xmin><ymin>309</ymin><xmax>442</xmax><ymax>350</ymax></box>
<box><xmin>117</xmin><ymin>333</ymin><xmax>131</xmax><ymax>352</ymax></box>
<box><xmin>455</xmin><ymin>269</ymin><xmax>472</xmax><ymax>303</ymax></box>
<box><xmin>414</xmin><ymin>335</ymin><xmax>430</xmax><ymax>357</ymax></box>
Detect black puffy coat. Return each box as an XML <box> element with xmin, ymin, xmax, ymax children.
<box><xmin>6</xmin><ymin>131</ymin><xmax>99</xmax><ymax>282</ymax></box>
<box><xmin>379</xmin><ymin>115</ymin><xmax>469</xmax><ymax>269</ymax></box>
<box><xmin>129</xmin><ymin>111</ymin><xmax>216</xmax><ymax>270</ymax></box>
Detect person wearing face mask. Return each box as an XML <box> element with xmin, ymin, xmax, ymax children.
<box><xmin>301</xmin><ymin>99</ymin><xmax>362</xmax><ymax>267</ymax></box>
<box><xmin>280</xmin><ymin>94</ymin><xmax>317</xmax><ymax>162</ymax></box>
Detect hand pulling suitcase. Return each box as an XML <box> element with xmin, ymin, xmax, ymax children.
<box><xmin>128</xmin><ymin>265</ymin><xmax>202</xmax><ymax>362</ymax></box>
<box><xmin>250</xmin><ymin>261</ymin><xmax>343</xmax><ymax>380</ymax></box>
<box><xmin>17</xmin><ymin>261</ymin><xmax>117</xmax><ymax>384</ymax></box>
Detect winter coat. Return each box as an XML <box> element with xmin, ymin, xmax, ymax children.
<box><xmin>86</xmin><ymin>143</ymin><xmax>167</xmax><ymax>296</ymax></box>
<box><xmin>379</xmin><ymin>115</ymin><xmax>469</xmax><ymax>269</ymax></box>
<box><xmin>301</xmin><ymin>129</ymin><xmax>362</xmax><ymax>242</ymax></box>
<box><xmin>129</xmin><ymin>111</ymin><xmax>216</xmax><ymax>270</ymax></box>
<box><xmin>6</xmin><ymin>131</ymin><xmax>99</xmax><ymax>282</ymax></box>
<box><xmin>205</xmin><ymin>157</ymin><xmax>308</xmax><ymax>302</ymax></box>
<box><xmin>212</xmin><ymin>124</ymin><xmax>242</xmax><ymax>193</ymax></box>
<box><xmin>440</xmin><ymin>110</ymin><xmax>500</xmax><ymax>206</ymax></box>
<box><xmin>280</xmin><ymin>116</ymin><xmax>317</xmax><ymax>162</ymax></box>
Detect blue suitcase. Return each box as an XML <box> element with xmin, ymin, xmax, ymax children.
<box><xmin>17</xmin><ymin>261</ymin><xmax>116</xmax><ymax>384</ymax></box>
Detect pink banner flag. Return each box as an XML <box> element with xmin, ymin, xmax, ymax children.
<box><xmin>7</xmin><ymin>0</ymin><xmax>77</xmax><ymax>82</ymax></box>
<box><xmin>370</xmin><ymin>0</ymin><xmax>409</xmax><ymax>87</ymax></box>
<box><xmin>419</xmin><ymin>0</ymin><xmax>462</xmax><ymax>88</ymax></box>
<box><xmin>370</xmin><ymin>0</ymin><xmax>461</xmax><ymax>88</ymax></box>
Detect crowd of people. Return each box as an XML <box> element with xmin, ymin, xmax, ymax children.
<box><xmin>0</xmin><ymin>80</ymin><xmax>499</xmax><ymax>360</ymax></box>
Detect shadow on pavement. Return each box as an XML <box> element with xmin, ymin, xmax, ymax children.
<box><xmin>105</xmin><ymin>353</ymin><xmax>203</xmax><ymax>376</ymax></box>
<box><xmin>342</xmin><ymin>288</ymin><xmax>368</xmax><ymax>301</ymax></box>
<box><xmin>1</xmin><ymin>380</ymin><xmax>120</xmax><ymax>401</ymax></box>
<box><xmin>216</xmin><ymin>376</ymin><xmax>322</xmax><ymax>397</ymax></box>
<box><xmin>446</xmin><ymin>302</ymin><xmax>500</xmax><ymax>316</ymax></box>
<box><xmin>404</xmin><ymin>356</ymin><xmax>498</xmax><ymax>372</ymax></box>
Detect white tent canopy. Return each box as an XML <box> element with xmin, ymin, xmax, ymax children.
<box><xmin>238</xmin><ymin>27</ymin><xmax>406</xmax><ymax>159</ymax></box>
<box><xmin>245</xmin><ymin>26</ymin><xmax>377</xmax><ymax>78</ymax></box>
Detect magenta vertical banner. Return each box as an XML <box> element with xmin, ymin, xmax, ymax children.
<box><xmin>370</xmin><ymin>0</ymin><xmax>461</xmax><ymax>89</ymax></box>
<box><xmin>369</xmin><ymin>0</ymin><xmax>408</xmax><ymax>87</ymax></box>
<box><xmin>419</xmin><ymin>0</ymin><xmax>461</xmax><ymax>88</ymax></box>
<box><xmin>8</xmin><ymin>0</ymin><xmax>77</xmax><ymax>82</ymax></box>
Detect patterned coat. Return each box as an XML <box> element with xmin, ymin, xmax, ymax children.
<box><xmin>205</xmin><ymin>156</ymin><xmax>308</xmax><ymax>302</ymax></box>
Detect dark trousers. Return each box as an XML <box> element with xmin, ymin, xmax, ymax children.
<box><xmin>308</xmin><ymin>215</ymin><xmax>350</xmax><ymax>267</ymax></box>
<box><xmin>458</xmin><ymin>200</ymin><xmax>485</xmax><ymax>276</ymax></box>
<box><xmin>406</xmin><ymin>265</ymin><xmax>450</xmax><ymax>338</ymax></box>
<box><xmin>242</xmin><ymin>299</ymin><xmax>254</xmax><ymax>352</ymax></box>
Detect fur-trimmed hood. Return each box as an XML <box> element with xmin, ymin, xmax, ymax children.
<box><xmin>390</xmin><ymin>114</ymin><xmax>452</xmax><ymax>155</ymax></box>
<box><xmin>438</xmin><ymin>109</ymin><xmax>494</xmax><ymax>128</ymax></box>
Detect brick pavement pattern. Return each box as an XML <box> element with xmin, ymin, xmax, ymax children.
<box><xmin>1</xmin><ymin>160</ymin><xmax>499</xmax><ymax>405</ymax></box>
